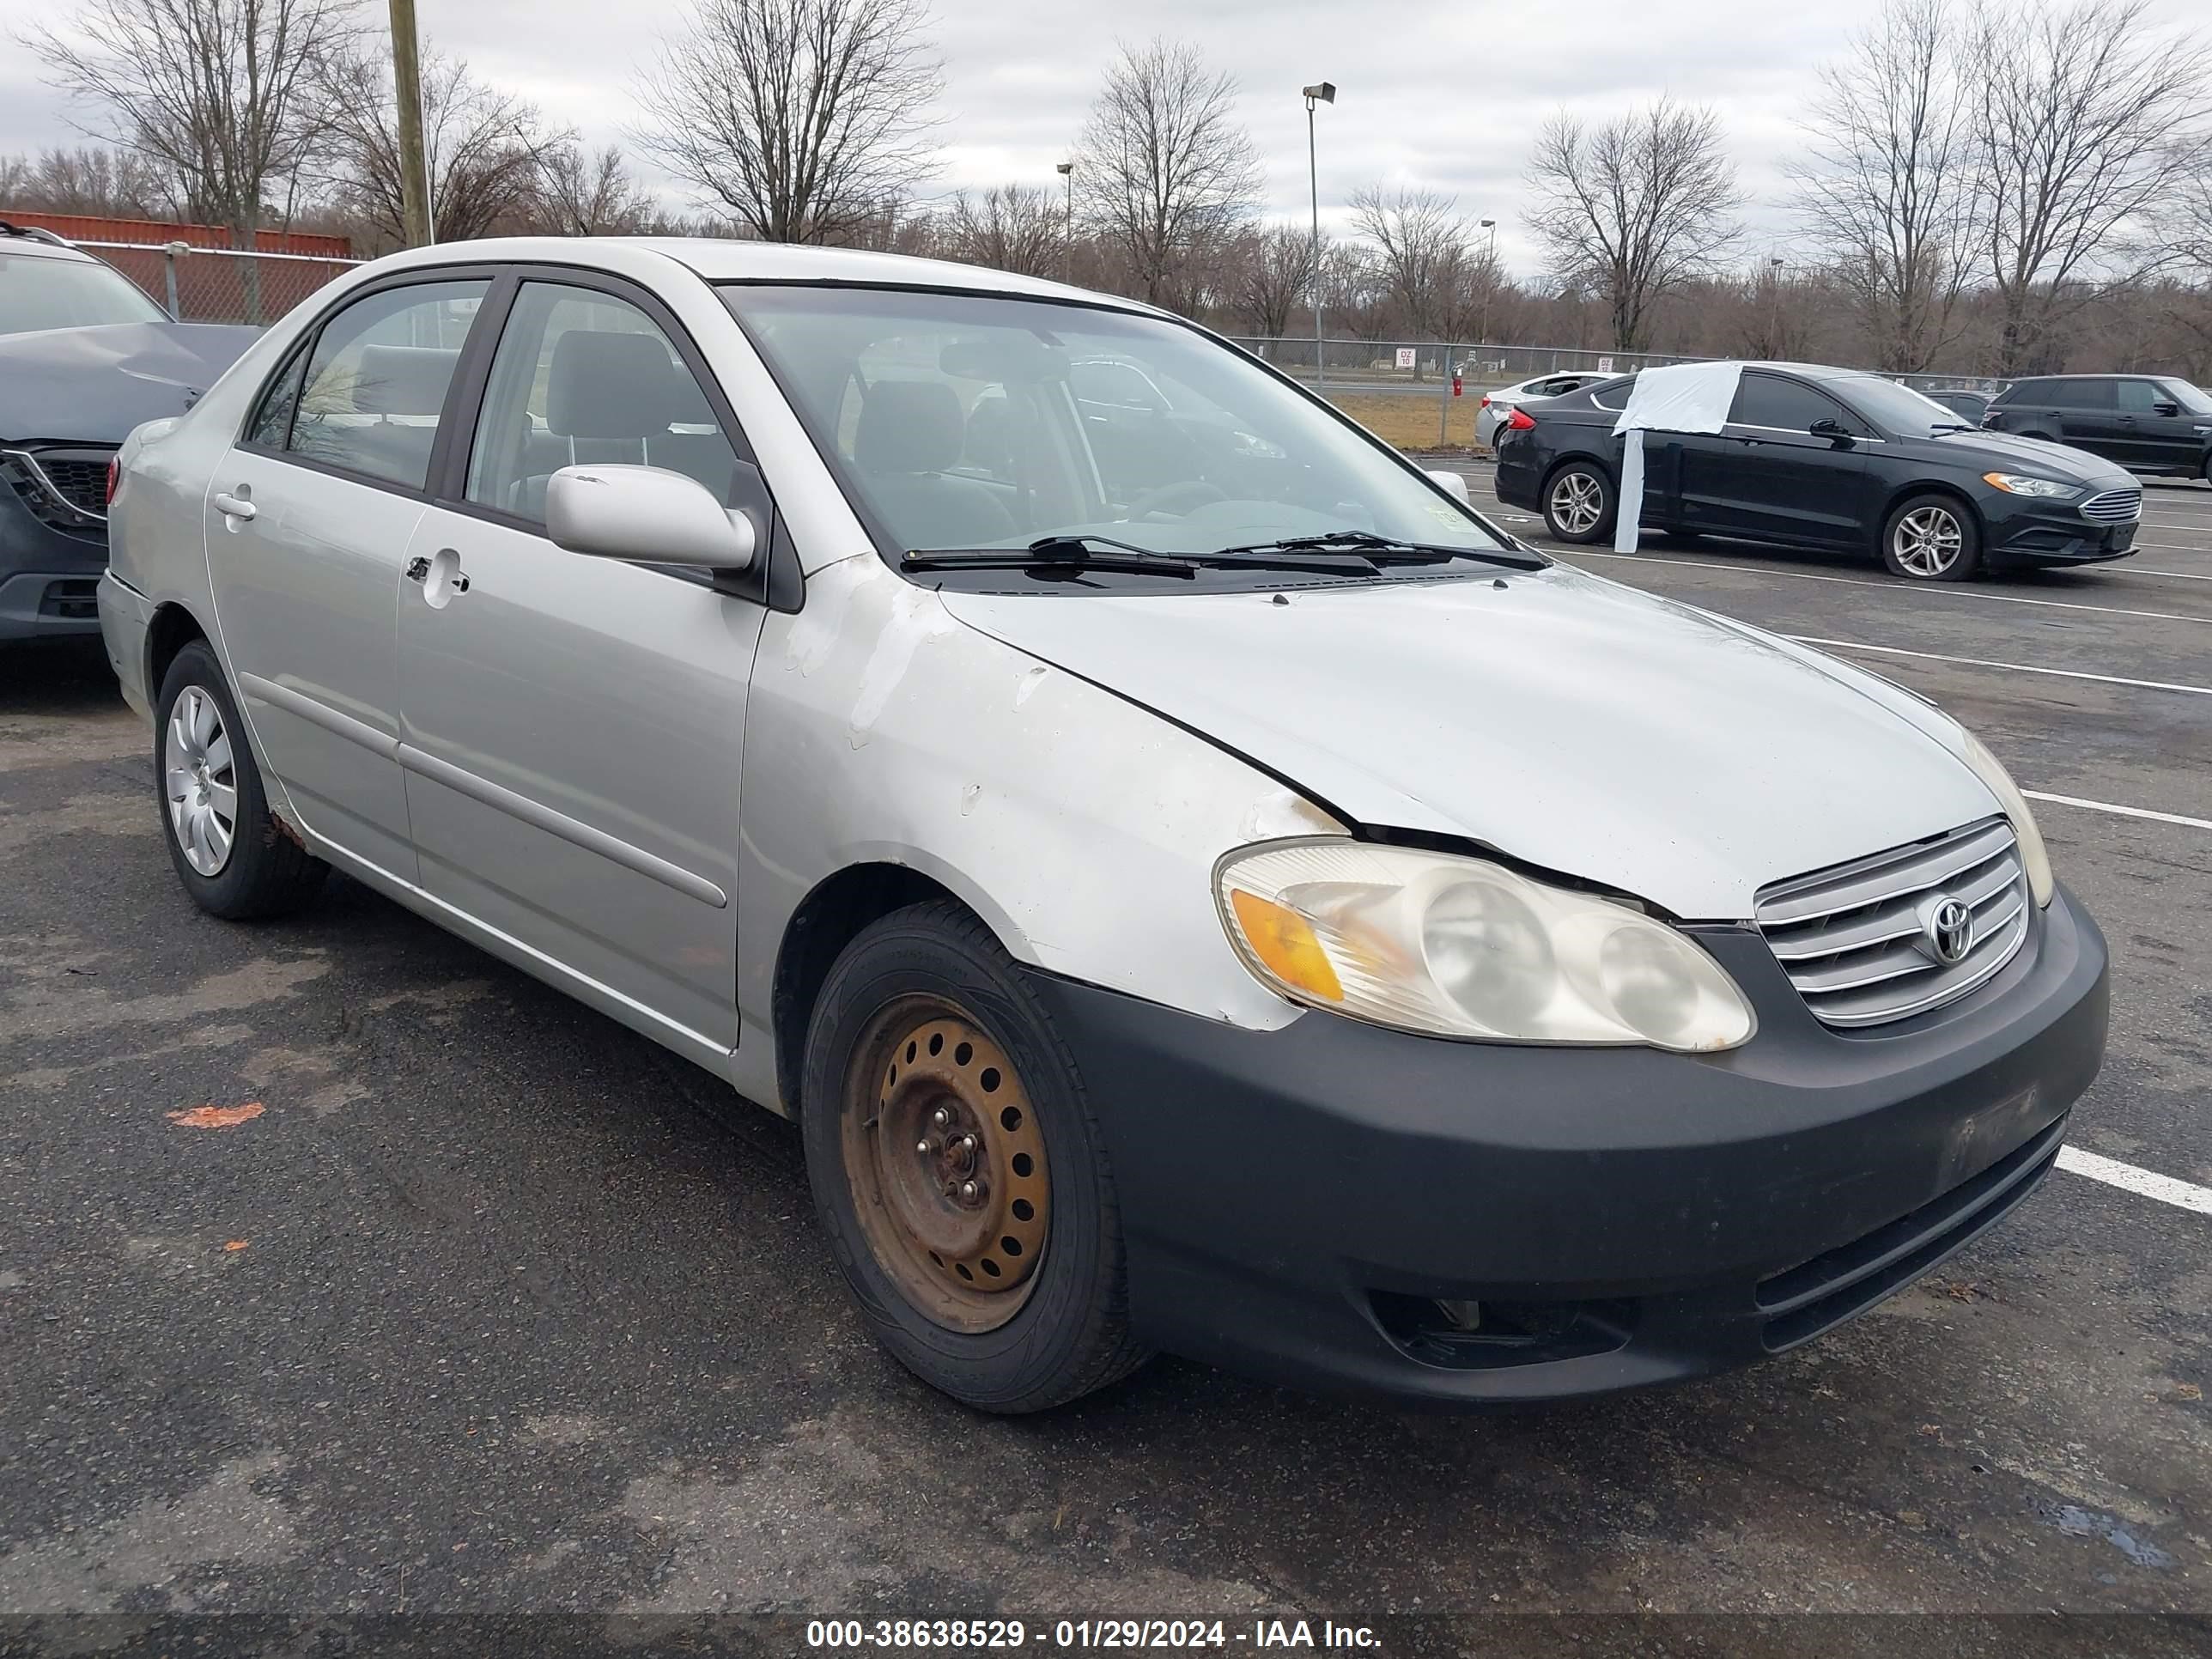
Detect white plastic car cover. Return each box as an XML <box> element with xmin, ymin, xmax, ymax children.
<box><xmin>1607</xmin><ymin>361</ymin><xmax>1745</xmax><ymax>553</ymax></box>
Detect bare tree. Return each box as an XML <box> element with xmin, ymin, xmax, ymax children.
<box><xmin>634</xmin><ymin>0</ymin><xmax>940</xmax><ymax>245</ymax></box>
<box><xmin>0</xmin><ymin>145</ymin><xmax>173</xmax><ymax>216</ymax></box>
<box><xmin>1527</xmin><ymin>97</ymin><xmax>1741</xmax><ymax>350</ymax></box>
<box><xmin>319</xmin><ymin>44</ymin><xmax>568</xmax><ymax>247</ymax></box>
<box><xmin>1077</xmin><ymin>38</ymin><xmax>1261</xmax><ymax>309</ymax></box>
<box><xmin>526</xmin><ymin>144</ymin><xmax>658</xmax><ymax>237</ymax></box>
<box><xmin>30</xmin><ymin>0</ymin><xmax>361</xmax><ymax>314</ymax></box>
<box><xmin>1348</xmin><ymin>185</ymin><xmax>1501</xmax><ymax>346</ymax></box>
<box><xmin>1230</xmin><ymin>222</ymin><xmax>1316</xmax><ymax>341</ymax></box>
<box><xmin>943</xmin><ymin>184</ymin><xmax>1064</xmax><ymax>277</ymax></box>
<box><xmin>1972</xmin><ymin>0</ymin><xmax>2210</xmax><ymax>374</ymax></box>
<box><xmin>1792</xmin><ymin>0</ymin><xmax>1981</xmax><ymax>371</ymax></box>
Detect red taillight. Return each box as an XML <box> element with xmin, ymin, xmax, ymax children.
<box><xmin>105</xmin><ymin>457</ymin><xmax>119</xmax><ymax>504</ymax></box>
<box><xmin>1506</xmin><ymin>408</ymin><xmax>1537</xmax><ymax>431</ymax></box>
<box><xmin>1479</xmin><ymin>394</ymin><xmax>1492</xmax><ymax>409</ymax></box>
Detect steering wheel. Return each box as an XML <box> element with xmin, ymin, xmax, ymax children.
<box><xmin>1123</xmin><ymin>480</ymin><xmax>1228</xmax><ymax>520</ymax></box>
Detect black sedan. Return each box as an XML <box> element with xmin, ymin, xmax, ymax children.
<box><xmin>1493</xmin><ymin>362</ymin><xmax>2142</xmax><ymax>581</ymax></box>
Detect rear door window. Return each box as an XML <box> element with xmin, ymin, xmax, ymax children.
<box><xmin>2056</xmin><ymin>380</ymin><xmax>2115</xmax><ymax>410</ymax></box>
<box><xmin>284</xmin><ymin>280</ymin><xmax>489</xmax><ymax>490</ymax></box>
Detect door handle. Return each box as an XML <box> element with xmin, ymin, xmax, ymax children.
<box><xmin>213</xmin><ymin>492</ymin><xmax>256</xmax><ymax>521</ymax></box>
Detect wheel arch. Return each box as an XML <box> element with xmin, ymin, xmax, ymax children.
<box><xmin>1877</xmin><ymin>479</ymin><xmax>1985</xmax><ymax>548</ymax></box>
<box><xmin>145</xmin><ymin>601</ymin><xmax>211</xmax><ymax>705</ymax></box>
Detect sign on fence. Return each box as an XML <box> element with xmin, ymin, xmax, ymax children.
<box><xmin>1596</xmin><ymin>356</ymin><xmax>1615</xmax><ymax>373</ymax></box>
<box><xmin>1394</xmin><ymin>347</ymin><xmax>1418</xmax><ymax>369</ymax></box>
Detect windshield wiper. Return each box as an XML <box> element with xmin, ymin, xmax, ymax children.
<box><xmin>902</xmin><ymin>535</ymin><xmax>1200</xmax><ymax>577</ymax></box>
<box><xmin>1212</xmin><ymin>529</ymin><xmax>1547</xmax><ymax>569</ymax></box>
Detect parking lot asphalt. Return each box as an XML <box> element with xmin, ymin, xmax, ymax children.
<box><xmin>2</xmin><ymin>477</ymin><xmax>2209</xmax><ymax>1650</ymax></box>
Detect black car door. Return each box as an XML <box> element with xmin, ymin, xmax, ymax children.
<box><xmin>2053</xmin><ymin>379</ymin><xmax>2120</xmax><ymax>454</ymax></box>
<box><xmin>1692</xmin><ymin>372</ymin><xmax>1870</xmax><ymax>546</ymax></box>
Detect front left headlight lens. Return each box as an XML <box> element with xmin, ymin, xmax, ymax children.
<box><xmin>1215</xmin><ymin>840</ymin><xmax>1754</xmax><ymax>1052</ymax></box>
<box><xmin>1983</xmin><ymin>471</ymin><xmax>2081</xmax><ymax>499</ymax></box>
<box><xmin>1957</xmin><ymin>730</ymin><xmax>2055</xmax><ymax>906</ymax></box>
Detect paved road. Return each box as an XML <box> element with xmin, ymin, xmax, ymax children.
<box><xmin>2</xmin><ymin>477</ymin><xmax>2208</xmax><ymax>1650</ymax></box>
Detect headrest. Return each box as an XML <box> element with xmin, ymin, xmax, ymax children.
<box><xmin>350</xmin><ymin>344</ymin><xmax>458</xmax><ymax>416</ymax></box>
<box><xmin>547</xmin><ymin>330</ymin><xmax>696</xmax><ymax>441</ymax></box>
<box><xmin>855</xmin><ymin>380</ymin><xmax>963</xmax><ymax>474</ymax></box>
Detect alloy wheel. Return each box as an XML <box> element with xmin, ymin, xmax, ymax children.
<box><xmin>1892</xmin><ymin>505</ymin><xmax>1964</xmax><ymax>577</ymax></box>
<box><xmin>164</xmin><ymin>685</ymin><xmax>237</xmax><ymax>877</ymax></box>
<box><xmin>1550</xmin><ymin>471</ymin><xmax>1604</xmax><ymax>535</ymax></box>
<box><xmin>841</xmin><ymin>998</ymin><xmax>1051</xmax><ymax>1333</ymax></box>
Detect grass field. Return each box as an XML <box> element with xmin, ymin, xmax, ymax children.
<box><xmin>1326</xmin><ymin>390</ymin><xmax>1491</xmax><ymax>451</ymax></box>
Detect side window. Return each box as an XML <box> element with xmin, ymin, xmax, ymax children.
<box><xmin>286</xmin><ymin>280</ymin><xmax>488</xmax><ymax>489</ymax></box>
<box><xmin>2057</xmin><ymin>380</ymin><xmax>2114</xmax><ymax>410</ymax></box>
<box><xmin>1729</xmin><ymin>374</ymin><xmax>1846</xmax><ymax>432</ymax></box>
<box><xmin>465</xmin><ymin>281</ymin><xmax>738</xmax><ymax>524</ymax></box>
<box><xmin>245</xmin><ymin>343</ymin><xmax>308</xmax><ymax>449</ymax></box>
<box><xmin>2115</xmin><ymin>380</ymin><xmax>2160</xmax><ymax>413</ymax></box>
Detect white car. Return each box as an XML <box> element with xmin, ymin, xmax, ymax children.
<box><xmin>97</xmin><ymin>238</ymin><xmax>2106</xmax><ymax>1413</ymax></box>
<box><xmin>1476</xmin><ymin>370</ymin><xmax>1619</xmax><ymax>449</ymax></box>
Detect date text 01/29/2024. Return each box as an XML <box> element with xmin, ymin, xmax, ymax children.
<box><xmin>804</xmin><ymin>1619</ymin><xmax>1382</xmax><ymax>1650</ymax></box>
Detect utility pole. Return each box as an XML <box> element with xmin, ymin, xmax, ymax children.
<box><xmin>1056</xmin><ymin>161</ymin><xmax>1074</xmax><ymax>283</ymax></box>
<box><xmin>389</xmin><ymin>0</ymin><xmax>433</xmax><ymax>247</ymax></box>
<box><xmin>1302</xmin><ymin>82</ymin><xmax>1334</xmax><ymax>388</ymax></box>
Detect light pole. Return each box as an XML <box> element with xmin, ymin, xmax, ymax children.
<box><xmin>1056</xmin><ymin>161</ymin><xmax>1074</xmax><ymax>283</ymax></box>
<box><xmin>1476</xmin><ymin>217</ymin><xmax>1498</xmax><ymax>354</ymax></box>
<box><xmin>1767</xmin><ymin>255</ymin><xmax>1785</xmax><ymax>356</ymax></box>
<box><xmin>1302</xmin><ymin>82</ymin><xmax>1334</xmax><ymax>386</ymax></box>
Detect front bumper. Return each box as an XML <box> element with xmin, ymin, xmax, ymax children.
<box><xmin>1030</xmin><ymin>885</ymin><xmax>2107</xmax><ymax>1404</ymax></box>
<box><xmin>1984</xmin><ymin>496</ymin><xmax>2140</xmax><ymax>564</ymax></box>
<box><xmin>0</xmin><ymin>465</ymin><xmax>107</xmax><ymax>641</ymax></box>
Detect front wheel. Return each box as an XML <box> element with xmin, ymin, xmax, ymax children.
<box><xmin>154</xmin><ymin>641</ymin><xmax>328</xmax><ymax>918</ymax></box>
<box><xmin>1542</xmin><ymin>461</ymin><xmax>1615</xmax><ymax>544</ymax></box>
<box><xmin>1880</xmin><ymin>493</ymin><xmax>1982</xmax><ymax>581</ymax></box>
<box><xmin>800</xmin><ymin>901</ymin><xmax>1149</xmax><ymax>1413</ymax></box>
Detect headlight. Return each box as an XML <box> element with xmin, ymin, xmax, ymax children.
<box><xmin>1982</xmin><ymin>472</ymin><xmax>2080</xmax><ymax>499</ymax></box>
<box><xmin>1956</xmin><ymin>732</ymin><xmax>2055</xmax><ymax>906</ymax></box>
<box><xmin>1215</xmin><ymin>840</ymin><xmax>1754</xmax><ymax>1051</ymax></box>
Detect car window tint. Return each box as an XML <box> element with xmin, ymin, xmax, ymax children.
<box><xmin>1728</xmin><ymin>374</ymin><xmax>1841</xmax><ymax>431</ymax></box>
<box><xmin>2115</xmin><ymin>380</ymin><xmax>2163</xmax><ymax>413</ymax></box>
<box><xmin>246</xmin><ymin>343</ymin><xmax>309</xmax><ymax>449</ymax></box>
<box><xmin>286</xmin><ymin>280</ymin><xmax>487</xmax><ymax>489</ymax></box>
<box><xmin>2057</xmin><ymin>380</ymin><xmax>2114</xmax><ymax>410</ymax></box>
<box><xmin>2160</xmin><ymin>380</ymin><xmax>2212</xmax><ymax>415</ymax></box>
<box><xmin>465</xmin><ymin>281</ymin><xmax>738</xmax><ymax>525</ymax></box>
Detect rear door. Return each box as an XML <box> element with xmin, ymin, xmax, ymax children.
<box><xmin>393</xmin><ymin>271</ymin><xmax>775</xmax><ymax>1054</ymax></box>
<box><xmin>204</xmin><ymin>274</ymin><xmax>490</xmax><ymax>877</ymax></box>
<box><xmin>1688</xmin><ymin>372</ymin><xmax>1869</xmax><ymax>546</ymax></box>
<box><xmin>2052</xmin><ymin>379</ymin><xmax>2120</xmax><ymax>455</ymax></box>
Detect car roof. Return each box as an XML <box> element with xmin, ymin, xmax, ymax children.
<box><xmin>0</xmin><ymin>225</ymin><xmax>99</xmax><ymax>262</ymax></box>
<box><xmin>367</xmin><ymin>234</ymin><xmax>1169</xmax><ymax>315</ymax></box>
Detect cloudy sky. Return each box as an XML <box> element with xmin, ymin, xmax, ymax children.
<box><xmin>0</xmin><ymin>0</ymin><xmax>1954</xmax><ymax>272</ymax></box>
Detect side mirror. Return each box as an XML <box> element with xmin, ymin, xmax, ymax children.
<box><xmin>1808</xmin><ymin>417</ymin><xmax>1854</xmax><ymax>444</ymax></box>
<box><xmin>546</xmin><ymin>464</ymin><xmax>756</xmax><ymax>571</ymax></box>
<box><xmin>1425</xmin><ymin>469</ymin><xmax>1471</xmax><ymax>506</ymax></box>
<box><xmin>2153</xmin><ymin>400</ymin><xmax>2180</xmax><ymax>417</ymax></box>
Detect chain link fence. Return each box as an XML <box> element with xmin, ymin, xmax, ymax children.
<box><xmin>82</xmin><ymin>240</ymin><xmax>361</xmax><ymax>327</ymax></box>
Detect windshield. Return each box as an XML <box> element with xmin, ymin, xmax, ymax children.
<box><xmin>2160</xmin><ymin>380</ymin><xmax>2212</xmax><ymax>416</ymax></box>
<box><xmin>721</xmin><ymin>284</ymin><xmax>1514</xmax><ymax>568</ymax></box>
<box><xmin>0</xmin><ymin>250</ymin><xmax>167</xmax><ymax>336</ymax></box>
<box><xmin>1838</xmin><ymin>377</ymin><xmax>1978</xmax><ymax>437</ymax></box>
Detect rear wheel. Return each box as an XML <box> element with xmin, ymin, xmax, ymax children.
<box><xmin>154</xmin><ymin>641</ymin><xmax>328</xmax><ymax>918</ymax></box>
<box><xmin>1881</xmin><ymin>493</ymin><xmax>1982</xmax><ymax>582</ymax></box>
<box><xmin>801</xmin><ymin>901</ymin><xmax>1148</xmax><ymax>1413</ymax></box>
<box><xmin>1541</xmin><ymin>461</ymin><xmax>1614</xmax><ymax>544</ymax></box>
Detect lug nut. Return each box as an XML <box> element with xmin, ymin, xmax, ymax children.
<box><xmin>960</xmin><ymin>1134</ymin><xmax>977</xmax><ymax>1152</ymax></box>
<box><xmin>916</xmin><ymin>1139</ymin><xmax>933</xmax><ymax>1155</ymax></box>
<box><xmin>960</xmin><ymin>1180</ymin><xmax>978</xmax><ymax>1200</ymax></box>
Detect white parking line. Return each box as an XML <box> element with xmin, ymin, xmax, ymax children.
<box><xmin>1564</xmin><ymin>550</ymin><xmax>2211</xmax><ymax>625</ymax></box>
<box><xmin>2059</xmin><ymin>1147</ymin><xmax>2212</xmax><ymax>1216</ymax></box>
<box><xmin>2130</xmin><ymin>568</ymin><xmax>2212</xmax><ymax>581</ymax></box>
<box><xmin>1787</xmin><ymin>635</ymin><xmax>2212</xmax><ymax>698</ymax></box>
<box><xmin>2022</xmin><ymin>791</ymin><xmax>2212</xmax><ymax>832</ymax></box>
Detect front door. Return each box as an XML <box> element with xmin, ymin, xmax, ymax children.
<box><xmin>1701</xmin><ymin>372</ymin><xmax>1870</xmax><ymax>547</ymax></box>
<box><xmin>394</xmin><ymin>276</ymin><xmax>773</xmax><ymax>1053</ymax></box>
<box><xmin>204</xmin><ymin>276</ymin><xmax>489</xmax><ymax>876</ymax></box>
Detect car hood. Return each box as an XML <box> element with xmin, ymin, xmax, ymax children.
<box><xmin>1918</xmin><ymin>427</ymin><xmax>2135</xmax><ymax>485</ymax></box>
<box><xmin>937</xmin><ymin>565</ymin><xmax>1998</xmax><ymax>920</ymax></box>
<box><xmin>0</xmin><ymin>321</ymin><xmax>261</xmax><ymax>444</ymax></box>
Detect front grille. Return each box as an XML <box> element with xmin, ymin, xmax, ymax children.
<box><xmin>1755</xmin><ymin>1114</ymin><xmax>2066</xmax><ymax>1351</ymax></box>
<box><xmin>1755</xmin><ymin>817</ymin><xmax>2030</xmax><ymax>1028</ymax></box>
<box><xmin>2</xmin><ymin>443</ymin><xmax>114</xmax><ymax>532</ymax></box>
<box><xmin>2080</xmin><ymin>488</ymin><xmax>2142</xmax><ymax>523</ymax></box>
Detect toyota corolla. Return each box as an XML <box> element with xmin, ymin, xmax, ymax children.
<box><xmin>99</xmin><ymin>240</ymin><xmax>2107</xmax><ymax>1411</ymax></box>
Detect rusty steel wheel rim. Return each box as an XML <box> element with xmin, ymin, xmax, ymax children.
<box><xmin>842</xmin><ymin>998</ymin><xmax>1050</xmax><ymax>1332</ymax></box>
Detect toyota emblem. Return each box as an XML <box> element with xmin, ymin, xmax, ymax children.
<box><xmin>1917</xmin><ymin>895</ymin><xmax>1975</xmax><ymax>965</ymax></box>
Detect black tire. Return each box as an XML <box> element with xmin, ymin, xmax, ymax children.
<box><xmin>154</xmin><ymin>641</ymin><xmax>328</xmax><ymax>919</ymax></box>
<box><xmin>1540</xmin><ymin>459</ymin><xmax>1615</xmax><ymax>544</ymax></box>
<box><xmin>800</xmin><ymin>900</ymin><xmax>1149</xmax><ymax>1413</ymax></box>
<box><xmin>1879</xmin><ymin>492</ymin><xmax>1983</xmax><ymax>582</ymax></box>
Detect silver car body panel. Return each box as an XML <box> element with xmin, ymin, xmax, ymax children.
<box><xmin>102</xmin><ymin>235</ymin><xmax>2003</xmax><ymax>1117</ymax></box>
